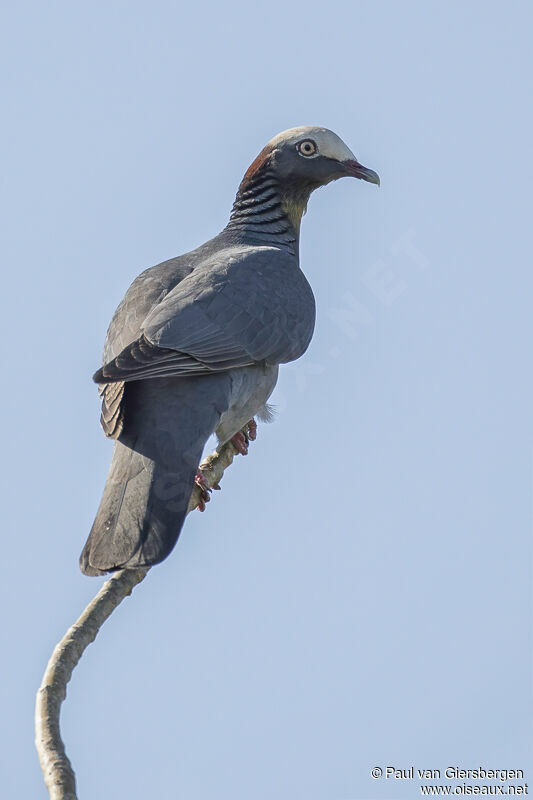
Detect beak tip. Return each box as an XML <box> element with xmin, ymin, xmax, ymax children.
<box><xmin>360</xmin><ymin>167</ymin><xmax>381</xmax><ymax>187</ymax></box>
<box><xmin>343</xmin><ymin>159</ymin><xmax>380</xmax><ymax>186</ymax></box>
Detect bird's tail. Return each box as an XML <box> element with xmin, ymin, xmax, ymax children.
<box><xmin>80</xmin><ymin>375</ymin><xmax>231</xmax><ymax>576</ymax></box>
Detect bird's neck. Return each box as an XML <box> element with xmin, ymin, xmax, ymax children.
<box><xmin>226</xmin><ymin>169</ymin><xmax>311</xmax><ymax>253</ymax></box>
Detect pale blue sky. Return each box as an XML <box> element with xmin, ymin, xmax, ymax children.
<box><xmin>1</xmin><ymin>2</ymin><xmax>532</xmax><ymax>798</ymax></box>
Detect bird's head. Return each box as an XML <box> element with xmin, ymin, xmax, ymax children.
<box><xmin>236</xmin><ymin>126</ymin><xmax>379</xmax><ymax>232</ymax></box>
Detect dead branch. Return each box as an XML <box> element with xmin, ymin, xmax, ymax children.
<box><xmin>35</xmin><ymin>438</ymin><xmax>240</xmax><ymax>800</ymax></box>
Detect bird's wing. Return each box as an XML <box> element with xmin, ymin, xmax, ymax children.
<box><xmin>94</xmin><ymin>245</ymin><xmax>315</xmax><ymax>384</ymax></box>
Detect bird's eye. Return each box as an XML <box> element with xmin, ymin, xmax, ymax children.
<box><xmin>297</xmin><ymin>139</ymin><xmax>318</xmax><ymax>158</ymax></box>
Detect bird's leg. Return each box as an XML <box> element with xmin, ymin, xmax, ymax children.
<box><xmin>196</xmin><ymin>419</ymin><xmax>258</xmax><ymax>511</ymax></box>
<box><xmin>230</xmin><ymin>432</ymin><xmax>248</xmax><ymax>455</ymax></box>
<box><xmin>230</xmin><ymin>418</ymin><xmax>257</xmax><ymax>455</ymax></box>
<box><xmin>194</xmin><ymin>470</ymin><xmax>211</xmax><ymax>512</ymax></box>
<box><xmin>247</xmin><ymin>418</ymin><xmax>257</xmax><ymax>441</ymax></box>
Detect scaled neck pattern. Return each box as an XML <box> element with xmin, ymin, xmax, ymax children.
<box><xmin>226</xmin><ymin>163</ymin><xmax>310</xmax><ymax>255</ymax></box>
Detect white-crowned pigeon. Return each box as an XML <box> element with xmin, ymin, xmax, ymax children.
<box><xmin>80</xmin><ymin>126</ymin><xmax>379</xmax><ymax>575</ymax></box>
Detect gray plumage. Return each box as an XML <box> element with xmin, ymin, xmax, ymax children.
<box><xmin>81</xmin><ymin>126</ymin><xmax>379</xmax><ymax>576</ymax></box>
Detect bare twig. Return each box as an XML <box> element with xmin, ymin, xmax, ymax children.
<box><xmin>35</xmin><ymin>438</ymin><xmax>241</xmax><ymax>800</ymax></box>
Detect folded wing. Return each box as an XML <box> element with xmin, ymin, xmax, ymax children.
<box><xmin>94</xmin><ymin>245</ymin><xmax>315</xmax><ymax>385</ymax></box>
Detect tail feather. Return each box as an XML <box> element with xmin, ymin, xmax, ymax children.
<box><xmin>81</xmin><ymin>375</ymin><xmax>231</xmax><ymax>575</ymax></box>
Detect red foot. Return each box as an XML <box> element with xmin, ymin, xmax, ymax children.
<box><xmin>231</xmin><ymin>419</ymin><xmax>258</xmax><ymax>455</ymax></box>
<box><xmin>230</xmin><ymin>419</ymin><xmax>257</xmax><ymax>456</ymax></box>
<box><xmin>194</xmin><ymin>470</ymin><xmax>211</xmax><ymax>512</ymax></box>
<box><xmin>247</xmin><ymin>419</ymin><xmax>257</xmax><ymax>441</ymax></box>
<box><xmin>231</xmin><ymin>431</ymin><xmax>249</xmax><ymax>455</ymax></box>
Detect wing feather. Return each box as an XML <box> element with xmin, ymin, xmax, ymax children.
<box><xmin>94</xmin><ymin>245</ymin><xmax>315</xmax><ymax>385</ymax></box>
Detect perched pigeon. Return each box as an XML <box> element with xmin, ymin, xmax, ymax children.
<box><xmin>80</xmin><ymin>126</ymin><xmax>379</xmax><ymax>576</ymax></box>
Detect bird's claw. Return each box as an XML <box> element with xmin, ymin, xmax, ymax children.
<box><xmin>231</xmin><ymin>431</ymin><xmax>249</xmax><ymax>455</ymax></box>
<box><xmin>196</xmin><ymin>418</ymin><xmax>258</xmax><ymax>509</ymax></box>
<box><xmin>194</xmin><ymin>470</ymin><xmax>212</xmax><ymax>512</ymax></box>
<box><xmin>230</xmin><ymin>419</ymin><xmax>257</xmax><ymax>456</ymax></box>
<box><xmin>247</xmin><ymin>418</ymin><xmax>257</xmax><ymax>441</ymax></box>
